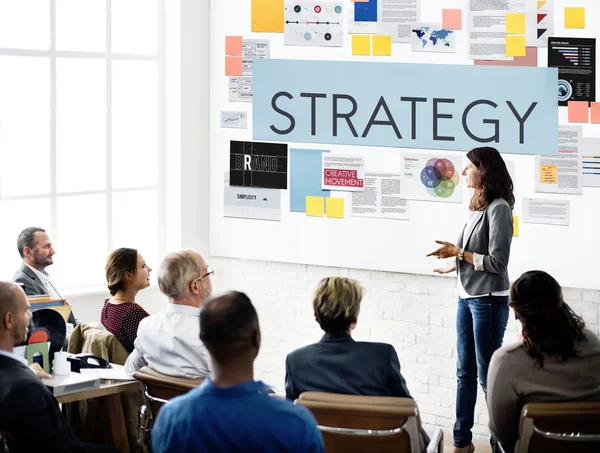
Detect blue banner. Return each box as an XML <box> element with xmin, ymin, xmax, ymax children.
<box><xmin>252</xmin><ymin>59</ymin><xmax>558</xmax><ymax>155</ymax></box>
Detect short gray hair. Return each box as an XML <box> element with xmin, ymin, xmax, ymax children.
<box><xmin>17</xmin><ymin>227</ymin><xmax>46</xmax><ymax>258</ymax></box>
<box><xmin>157</xmin><ymin>250</ymin><xmax>203</xmax><ymax>299</ymax></box>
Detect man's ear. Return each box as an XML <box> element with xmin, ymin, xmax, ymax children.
<box><xmin>2</xmin><ymin>312</ymin><xmax>13</xmax><ymax>330</ymax></box>
<box><xmin>252</xmin><ymin>328</ymin><xmax>261</xmax><ymax>350</ymax></box>
<box><xmin>22</xmin><ymin>246</ymin><xmax>32</xmax><ymax>258</ymax></box>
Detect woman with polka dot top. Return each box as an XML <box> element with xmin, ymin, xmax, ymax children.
<box><xmin>101</xmin><ymin>248</ymin><xmax>151</xmax><ymax>353</ymax></box>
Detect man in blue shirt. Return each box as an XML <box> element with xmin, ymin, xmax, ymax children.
<box><xmin>151</xmin><ymin>291</ymin><xmax>325</xmax><ymax>453</ymax></box>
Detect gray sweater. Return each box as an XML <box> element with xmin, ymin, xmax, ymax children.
<box><xmin>487</xmin><ymin>328</ymin><xmax>600</xmax><ymax>450</ymax></box>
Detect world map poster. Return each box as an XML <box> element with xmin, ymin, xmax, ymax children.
<box><xmin>411</xmin><ymin>22</ymin><xmax>456</xmax><ymax>53</ymax></box>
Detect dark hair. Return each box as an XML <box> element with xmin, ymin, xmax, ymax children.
<box><xmin>466</xmin><ymin>147</ymin><xmax>515</xmax><ymax>211</ymax></box>
<box><xmin>17</xmin><ymin>227</ymin><xmax>46</xmax><ymax>259</ymax></box>
<box><xmin>105</xmin><ymin>248</ymin><xmax>138</xmax><ymax>296</ymax></box>
<box><xmin>200</xmin><ymin>291</ymin><xmax>259</xmax><ymax>364</ymax></box>
<box><xmin>510</xmin><ymin>270</ymin><xmax>587</xmax><ymax>368</ymax></box>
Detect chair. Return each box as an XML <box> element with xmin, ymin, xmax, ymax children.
<box><xmin>498</xmin><ymin>402</ymin><xmax>600</xmax><ymax>453</ymax></box>
<box><xmin>133</xmin><ymin>366</ymin><xmax>204</xmax><ymax>452</ymax></box>
<box><xmin>296</xmin><ymin>392</ymin><xmax>443</xmax><ymax>453</ymax></box>
<box><xmin>0</xmin><ymin>431</ymin><xmax>14</xmax><ymax>453</ymax></box>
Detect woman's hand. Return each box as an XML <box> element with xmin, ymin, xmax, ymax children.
<box><xmin>434</xmin><ymin>262</ymin><xmax>457</xmax><ymax>274</ymax></box>
<box><xmin>427</xmin><ymin>240</ymin><xmax>461</xmax><ymax>259</ymax></box>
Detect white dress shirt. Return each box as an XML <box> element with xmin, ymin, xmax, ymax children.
<box><xmin>25</xmin><ymin>264</ymin><xmax>62</xmax><ymax>300</ymax></box>
<box><xmin>125</xmin><ymin>303</ymin><xmax>211</xmax><ymax>378</ymax></box>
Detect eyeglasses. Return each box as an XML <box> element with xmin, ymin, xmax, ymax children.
<box><xmin>194</xmin><ymin>265</ymin><xmax>214</xmax><ymax>282</ymax></box>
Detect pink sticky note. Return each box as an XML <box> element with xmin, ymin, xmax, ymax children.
<box><xmin>591</xmin><ymin>102</ymin><xmax>600</xmax><ymax>124</ymax></box>
<box><xmin>568</xmin><ymin>101</ymin><xmax>589</xmax><ymax>123</ymax></box>
<box><xmin>225</xmin><ymin>36</ymin><xmax>243</xmax><ymax>56</ymax></box>
<box><xmin>474</xmin><ymin>46</ymin><xmax>538</xmax><ymax>67</ymax></box>
<box><xmin>443</xmin><ymin>9</ymin><xmax>462</xmax><ymax>30</ymax></box>
<box><xmin>225</xmin><ymin>56</ymin><xmax>243</xmax><ymax>76</ymax></box>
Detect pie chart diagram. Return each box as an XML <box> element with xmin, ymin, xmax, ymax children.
<box><xmin>420</xmin><ymin>158</ymin><xmax>459</xmax><ymax>199</ymax></box>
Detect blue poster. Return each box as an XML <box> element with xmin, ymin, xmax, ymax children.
<box><xmin>290</xmin><ymin>149</ymin><xmax>330</xmax><ymax>212</ymax></box>
<box><xmin>252</xmin><ymin>59</ymin><xmax>559</xmax><ymax>155</ymax></box>
<box><xmin>354</xmin><ymin>0</ymin><xmax>377</xmax><ymax>22</ymax></box>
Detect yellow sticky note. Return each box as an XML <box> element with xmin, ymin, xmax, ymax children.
<box><xmin>564</xmin><ymin>7</ymin><xmax>585</xmax><ymax>29</ymax></box>
<box><xmin>505</xmin><ymin>13</ymin><xmax>526</xmax><ymax>34</ymax></box>
<box><xmin>372</xmin><ymin>35</ymin><xmax>392</xmax><ymax>56</ymax></box>
<box><xmin>352</xmin><ymin>35</ymin><xmax>371</xmax><ymax>56</ymax></box>
<box><xmin>513</xmin><ymin>216</ymin><xmax>519</xmax><ymax>237</ymax></box>
<box><xmin>506</xmin><ymin>35</ymin><xmax>526</xmax><ymax>57</ymax></box>
<box><xmin>252</xmin><ymin>0</ymin><xmax>284</xmax><ymax>33</ymax></box>
<box><xmin>325</xmin><ymin>197</ymin><xmax>344</xmax><ymax>219</ymax></box>
<box><xmin>306</xmin><ymin>196</ymin><xmax>325</xmax><ymax>217</ymax></box>
<box><xmin>540</xmin><ymin>165</ymin><xmax>558</xmax><ymax>184</ymax></box>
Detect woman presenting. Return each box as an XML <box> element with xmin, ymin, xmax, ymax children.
<box><xmin>427</xmin><ymin>146</ymin><xmax>514</xmax><ymax>453</ymax></box>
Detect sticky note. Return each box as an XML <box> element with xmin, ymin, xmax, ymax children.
<box><xmin>251</xmin><ymin>0</ymin><xmax>284</xmax><ymax>33</ymax></box>
<box><xmin>513</xmin><ymin>216</ymin><xmax>519</xmax><ymax>237</ymax></box>
<box><xmin>540</xmin><ymin>165</ymin><xmax>558</xmax><ymax>184</ymax></box>
<box><xmin>564</xmin><ymin>7</ymin><xmax>585</xmax><ymax>29</ymax></box>
<box><xmin>442</xmin><ymin>9</ymin><xmax>462</xmax><ymax>30</ymax></box>
<box><xmin>506</xmin><ymin>13</ymin><xmax>526</xmax><ymax>34</ymax></box>
<box><xmin>326</xmin><ymin>197</ymin><xmax>344</xmax><ymax>219</ymax></box>
<box><xmin>225</xmin><ymin>56</ymin><xmax>243</xmax><ymax>76</ymax></box>
<box><xmin>306</xmin><ymin>196</ymin><xmax>325</xmax><ymax>217</ymax></box>
<box><xmin>352</xmin><ymin>35</ymin><xmax>371</xmax><ymax>55</ymax></box>
<box><xmin>225</xmin><ymin>36</ymin><xmax>243</xmax><ymax>56</ymax></box>
<box><xmin>505</xmin><ymin>36</ymin><xmax>526</xmax><ymax>57</ymax></box>
<box><xmin>591</xmin><ymin>102</ymin><xmax>600</xmax><ymax>124</ymax></box>
<box><xmin>372</xmin><ymin>35</ymin><xmax>392</xmax><ymax>56</ymax></box>
<box><xmin>568</xmin><ymin>101</ymin><xmax>589</xmax><ymax>123</ymax></box>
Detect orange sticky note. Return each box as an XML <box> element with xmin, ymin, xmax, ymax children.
<box><xmin>568</xmin><ymin>101</ymin><xmax>589</xmax><ymax>123</ymax></box>
<box><xmin>442</xmin><ymin>9</ymin><xmax>462</xmax><ymax>30</ymax></box>
<box><xmin>540</xmin><ymin>165</ymin><xmax>558</xmax><ymax>184</ymax></box>
<box><xmin>252</xmin><ymin>0</ymin><xmax>284</xmax><ymax>33</ymax></box>
<box><xmin>225</xmin><ymin>36</ymin><xmax>243</xmax><ymax>56</ymax></box>
<box><xmin>591</xmin><ymin>102</ymin><xmax>600</xmax><ymax>124</ymax></box>
<box><xmin>225</xmin><ymin>56</ymin><xmax>243</xmax><ymax>76</ymax></box>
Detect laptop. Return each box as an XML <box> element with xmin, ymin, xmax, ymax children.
<box><xmin>42</xmin><ymin>372</ymin><xmax>100</xmax><ymax>397</ymax></box>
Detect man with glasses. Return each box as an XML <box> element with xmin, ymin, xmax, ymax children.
<box><xmin>125</xmin><ymin>250</ymin><xmax>214</xmax><ymax>378</ymax></box>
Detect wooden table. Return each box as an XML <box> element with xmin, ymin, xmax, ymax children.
<box><xmin>57</xmin><ymin>380</ymin><xmax>141</xmax><ymax>453</ymax></box>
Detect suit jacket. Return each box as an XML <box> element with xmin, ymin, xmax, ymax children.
<box><xmin>0</xmin><ymin>354</ymin><xmax>85</xmax><ymax>453</ymax></box>
<box><xmin>13</xmin><ymin>263</ymin><xmax>76</xmax><ymax>325</ymax></box>
<box><xmin>456</xmin><ymin>198</ymin><xmax>513</xmax><ymax>296</ymax></box>
<box><xmin>285</xmin><ymin>334</ymin><xmax>412</xmax><ymax>401</ymax></box>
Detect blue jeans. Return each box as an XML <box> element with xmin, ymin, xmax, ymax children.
<box><xmin>453</xmin><ymin>296</ymin><xmax>509</xmax><ymax>448</ymax></box>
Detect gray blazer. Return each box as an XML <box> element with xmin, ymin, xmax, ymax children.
<box><xmin>456</xmin><ymin>198</ymin><xmax>513</xmax><ymax>296</ymax></box>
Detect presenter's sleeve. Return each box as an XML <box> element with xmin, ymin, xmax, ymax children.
<box><xmin>482</xmin><ymin>202</ymin><xmax>513</xmax><ymax>274</ymax></box>
<box><xmin>285</xmin><ymin>355</ymin><xmax>299</xmax><ymax>400</ymax></box>
<box><xmin>487</xmin><ymin>349</ymin><xmax>520</xmax><ymax>449</ymax></box>
<box><xmin>388</xmin><ymin>345</ymin><xmax>412</xmax><ymax>398</ymax></box>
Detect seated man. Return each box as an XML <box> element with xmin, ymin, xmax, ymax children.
<box><xmin>0</xmin><ymin>281</ymin><xmax>116</xmax><ymax>453</ymax></box>
<box><xmin>151</xmin><ymin>291</ymin><xmax>325</xmax><ymax>453</ymax></box>
<box><xmin>125</xmin><ymin>250</ymin><xmax>213</xmax><ymax>378</ymax></box>
<box><xmin>12</xmin><ymin>227</ymin><xmax>76</xmax><ymax>326</ymax></box>
<box><xmin>285</xmin><ymin>277</ymin><xmax>429</xmax><ymax>446</ymax></box>
<box><xmin>488</xmin><ymin>271</ymin><xmax>600</xmax><ymax>452</ymax></box>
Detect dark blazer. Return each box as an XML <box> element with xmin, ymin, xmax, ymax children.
<box><xmin>12</xmin><ymin>263</ymin><xmax>76</xmax><ymax>325</ymax></box>
<box><xmin>0</xmin><ymin>354</ymin><xmax>101</xmax><ymax>453</ymax></box>
<box><xmin>285</xmin><ymin>334</ymin><xmax>412</xmax><ymax>401</ymax></box>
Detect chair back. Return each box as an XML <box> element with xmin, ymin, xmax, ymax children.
<box><xmin>296</xmin><ymin>392</ymin><xmax>423</xmax><ymax>453</ymax></box>
<box><xmin>517</xmin><ymin>402</ymin><xmax>600</xmax><ymax>453</ymax></box>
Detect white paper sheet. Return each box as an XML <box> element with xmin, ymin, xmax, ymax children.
<box><xmin>401</xmin><ymin>152</ymin><xmax>463</xmax><ymax>203</ymax></box>
<box><xmin>351</xmin><ymin>172</ymin><xmax>409</xmax><ymax>220</ymax></box>
<box><xmin>468</xmin><ymin>0</ymin><xmax>511</xmax><ymax>60</ymax></box>
<box><xmin>379</xmin><ymin>0</ymin><xmax>420</xmax><ymax>43</ymax></box>
<box><xmin>581</xmin><ymin>137</ymin><xmax>600</xmax><ymax>188</ymax></box>
<box><xmin>228</xmin><ymin>39</ymin><xmax>270</xmax><ymax>103</ymax></box>
<box><xmin>523</xmin><ymin>198</ymin><xmax>570</xmax><ymax>226</ymax></box>
<box><xmin>284</xmin><ymin>1</ymin><xmax>343</xmax><ymax>47</ymax></box>
<box><xmin>411</xmin><ymin>22</ymin><xmax>456</xmax><ymax>53</ymax></box>
<box><xmin>221</xmin><ymin>111</ymin><xmax>248</xmax><ymax>129</ymax></box>
<box><xmin>223</xmin><ymin>173</ymin><xmax>281</xmax><ymax>221</ymax></box>
<box><xmin>535</xmin><ymin>126</ymin><xmax>583</xmax><ymax>195</ymax></box>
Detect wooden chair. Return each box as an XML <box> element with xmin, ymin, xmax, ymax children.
<box><xmin>132</xmin><ymin>366</ymin><xmax>204</xmax><ymax>452</ymax></box>
<box><xmin>498</xmin><ymin>402</ymin><xmax>600</xmax><ymax>453</ymax></box>
<box><xmin>296</xmin><ymin>392</ymin><xmax>443</xmax><ymax>453</ymax></box>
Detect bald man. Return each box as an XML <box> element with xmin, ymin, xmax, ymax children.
<box><xmin>0</xmin><ymin>281</ymin><xmax>116</xmax><ymax>453</ymax></box>
<box><xmin>151</xmin><ymin>291</ymin><xmax>325</xmax><ymax>453</ymax></box>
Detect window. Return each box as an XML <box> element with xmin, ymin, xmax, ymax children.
<box><xmin>0</xmin><ymin>0</ymin><xmax>165</xmax><ymax>292</ymax></box>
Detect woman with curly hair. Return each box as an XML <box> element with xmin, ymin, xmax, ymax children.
<box><xmin>487</xmin><ymin>270</ymin><xmax>600</xmax><ymax>452</ymax></box>
<box><xmin>427</xmin><ymin>147</ymin><xmax>515</xmax><ymax>453</ymax></box>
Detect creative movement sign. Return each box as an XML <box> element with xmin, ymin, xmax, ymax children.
<box><xmin>252</xmin><ymin>59</ymin><xmax>558</xmax><ymax>155</ymax></box>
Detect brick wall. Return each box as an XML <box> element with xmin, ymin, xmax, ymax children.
<box><xmin>210</xmin><ymin>256</ymin><xmax>600</xmax><ymax>440</ymax></box>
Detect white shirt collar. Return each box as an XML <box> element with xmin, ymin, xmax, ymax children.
<box><xmin>165</xmin><ymin>303</ymin><xmax>201</xmax><ymax>317</ymax></box>
<box><xmin>0</xmin><ymin>349</ymin><xmax>29</xmax><ymax>366</ymax></box>
<box><xmin>25</xmin><ymin>263</ymin><xmax>50</xmax><ymax>284</ymax></box>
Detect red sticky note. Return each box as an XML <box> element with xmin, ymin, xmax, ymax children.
<box><xmin>225</xmin><ymin>56</ymin><xmax>243</xmax><ymax>76</ymax></box>
<box><xmin>225</xmin><ymin>36</ymin><xmax>243</xmax><ymax>56</ymax></box>
<box><xmin>442</xmin><ymin>9</ymin><xmax>462</xmax><ymax>30</ymax></box>
<box><xmin>568</xmin><ymin>101</ymin><xmax>589</xmax><ymax>123</ymax></box>
<box><xmin>591</xmin><ymin>102</ymin><xmax>600</xmax><ymax>124</ymax></box>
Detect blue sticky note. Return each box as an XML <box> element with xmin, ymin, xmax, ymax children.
<box><xmin>354</xmin><ymin>0</ymin><xmax>377</xmax><ymax>22</ymax></box>
<box><xmin>290</xmin><ymin>148</ymin><xmax>330</xmax><ymax>212</ymax></box>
